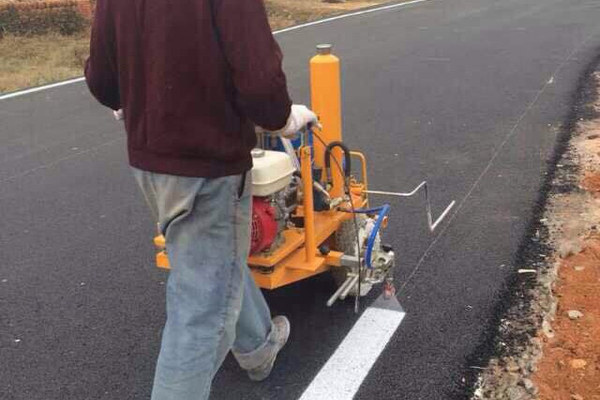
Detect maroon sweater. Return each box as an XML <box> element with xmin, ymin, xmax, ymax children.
<box><xmin>85</xmin><ymin>0</ymin><xmax>292</xmax><ymax>177</ymax></box>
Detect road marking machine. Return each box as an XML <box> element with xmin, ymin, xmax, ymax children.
<box><xmin>153</xmin><ymin>44</ymin><xmax>455</xmax><ymax>310</ymax></box>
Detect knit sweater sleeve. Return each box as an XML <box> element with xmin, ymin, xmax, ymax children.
<box><xmin>85</xmin><ymin>0</ymin><xmax>120</xmax><ymax>111</ymax></box>
<box><xmin>211</xmin><ymin>0</ymin><xmax>292</xmax><ymax>131</ymax></box>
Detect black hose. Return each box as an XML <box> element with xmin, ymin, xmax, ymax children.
<box><xmin>313</xmin><ymin>132</ymin><xmax>363</xmax><ymax>313</ymax></box>
<box><xmin>324</xmin><ymin>141</ymin><xmax>352</xmax><ymax>185</ymax></box>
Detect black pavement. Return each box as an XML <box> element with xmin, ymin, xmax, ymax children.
<box><xmin>2</xmin><ymin>0</ymin><xmax>600</xmax><ymax>399</ymax></box>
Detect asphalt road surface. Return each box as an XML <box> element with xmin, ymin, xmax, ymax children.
<box><xmin>2</xmin><ymin>0</ymin><xmax>600</xmax><ymax>399</ymax></box>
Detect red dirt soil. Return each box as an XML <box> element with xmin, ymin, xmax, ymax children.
<box><xmin>582</xmin><ymin>173</ymin><xmax>600</xmax><ymax>195</ymax></box>
<box><xmin>533</xmin><ymin>174</ymin><xmax>600</xmax><ymax>400</ymax></box>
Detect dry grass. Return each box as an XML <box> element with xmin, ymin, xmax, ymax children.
<box><xmin>0</xmin><ymin>0</ymin><xmax>386</xmax><ymax>94</ymax></box>
<box><xmin>0</xmin><ymin>31</ymin><xmax>89</xmax><ymax>93</ymax></box>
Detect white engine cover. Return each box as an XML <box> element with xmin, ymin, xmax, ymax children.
<box><xmin>251</xmin><ymin>149</ymin><xmax>295</xmax><ymax>196</ymax></box>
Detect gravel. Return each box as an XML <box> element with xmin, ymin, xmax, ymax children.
<box><xmin>567</xmin><ymin>310</ymin><xmax>584</xmax><ymax>320</ymax></box>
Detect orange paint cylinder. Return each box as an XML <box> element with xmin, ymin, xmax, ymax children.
<box><xmin>310</xmin><ymin>44</ymin><xmax>344</xmax><ymax>198</ymax></box>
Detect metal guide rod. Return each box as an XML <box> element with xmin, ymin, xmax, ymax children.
<box><xmin>339</xmin><ymin>275</ymin><xmax>360</xmax><ymax>301</ymax></box>
<box><xmin>364</xmin><ymin>182</ymin><xmax>456</xmax><ymax>232</ymax></box>
<box><xmin>327</xmin><ymin>274</ymin><xmax>356</xmax><ymax>307</ymax></box>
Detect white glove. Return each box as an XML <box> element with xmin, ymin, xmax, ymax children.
<box><xmin>113</xmin><ymin>109</ymin><xmax>124</xmax><ymax>121</ymax></box>
<box><xmin>278</xmin><ymin>104</ymin><xmax>319</xmax><ymax>138</ymax></box>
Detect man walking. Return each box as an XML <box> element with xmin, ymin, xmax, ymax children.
<box><xmin>84</xmin><ymin>0</ymin><xmax>318</xmax><ymax>398</ymax></box>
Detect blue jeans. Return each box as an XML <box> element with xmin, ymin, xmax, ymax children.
<box><xmin>132</xmin><ymin>168</ymin><xmax>274</xmax><ymax>400</ymax></box>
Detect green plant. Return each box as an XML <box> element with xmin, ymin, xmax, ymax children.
<box><xmin>50</xmin><ymin>7</ymin><xmax>85</xmax><ymax>35</ymax></box>
<box><xmin>0</xmin><ymin>2</ymin><xmax>86</xmax><ymax>37</ymax></box>
<box><xmin>0</xmin><ymin>5</ymin><xmax>20</xmax><ymax>36</ymax></box>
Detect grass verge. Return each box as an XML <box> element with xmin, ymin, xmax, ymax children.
<box><xmin>0</xmin><ymin>30</ymin><xmax>89</xmax><ymax>93</ymax></box>
<box><xmin>0</xmin><ymin>0</ymin><xmax>385</xmax><ymax>94</ymax></box>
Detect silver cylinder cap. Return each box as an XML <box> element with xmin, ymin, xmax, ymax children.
<box><xmin>316</xmin><ymin>44</ymin><xmax>333</xmax><ymax>55</ymax></box>
<box><xmin>251</xmin><ymin>148</ymin><xmax>265</xmax><ymax>158</ymax></box>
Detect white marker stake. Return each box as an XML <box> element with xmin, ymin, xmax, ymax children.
<box><xmin>299</xmin><ymin>307</ymin><xmax>405</xmax><ymax>400</ymax></box>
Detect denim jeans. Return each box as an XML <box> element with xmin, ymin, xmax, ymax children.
<box><xmin>132</xmin><ymin>168</ymin><xmax>274</xmax><ymax>400</ymax></box>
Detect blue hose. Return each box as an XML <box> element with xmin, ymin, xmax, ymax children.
<box><xmin>350</xmin><ymin>206</ymin><xmax>387</xmax><ymax>214</ymax></box>
<box><xmin>350</xmin><ymin>204</ymin><xmax>391</xmax><ymax>269</ymax></box>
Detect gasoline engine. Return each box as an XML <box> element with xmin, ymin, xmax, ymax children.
<box><xmin>249</xmin><ymin>148</ymin><xmax>299</xmax><ymax>255</ymax></box>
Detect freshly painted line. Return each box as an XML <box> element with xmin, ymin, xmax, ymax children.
<box><xmin>0</xmin><ymin>77</ymin><xmax>85</xmax><ymax>101</ymax></box>
<box><xmin>0</xmin><ymin>0</ymin><xmax>431</xmax><ymax>101</ymax></box>
<box><xmin>298</xmin><ymin>307</ymin><xmax>405</xmax><ymax>400</ymax></box>
<box><xmin>273</xmin><ymin>0</ymin><xmax>431</xmax><ymax>34</ymax></box>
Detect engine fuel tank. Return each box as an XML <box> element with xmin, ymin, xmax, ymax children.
<box><xmin>251</xmin><ymin>149</ymin><xmax>295</xmax><ymax>197</ymax></box>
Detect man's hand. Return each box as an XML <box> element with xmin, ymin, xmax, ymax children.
<box><xmin>113</xmin><ymin>109</ymin><xmax>124</xmax><ymax>121</ymax></box>
<box><xmin>279</xmin><ymin>104</ymin><xmax>319</xmax><ymax>138</ymax></box>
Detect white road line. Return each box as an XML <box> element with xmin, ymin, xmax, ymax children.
<box><xmin>274</xmin><ymin>0</ymin><xmax>431</xmax><ymax>34</ymax></box>
<box><xmin>299</xmin><ymin>307</ymin><xmax>406</xmax><ymax>400</ymax></box>
<box><xmin>0</xmin><ymin>0</ymin><xmax>431</xmax><ymax>101</ymax></box>
<box><xmin>0</xmin><ymin>77</ymin><xmax>85</xmax><ymax>101</ymax></box>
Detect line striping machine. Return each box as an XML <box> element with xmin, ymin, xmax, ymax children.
<box><xmin>153</xmin><ymin>44</ymin><xmax>455</xmax><ymax>308</ymax></box>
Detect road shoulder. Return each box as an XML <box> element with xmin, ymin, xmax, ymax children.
<box><xmin>472</xmin><ymin>64</ymin><xmax>600</xmax><ymax>400</ymax></box>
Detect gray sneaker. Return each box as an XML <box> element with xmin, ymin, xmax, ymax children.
<box><xmin>247</xmin><ymin>316</ymin><xmax>290</xmax><ymax>382</ymax></box>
